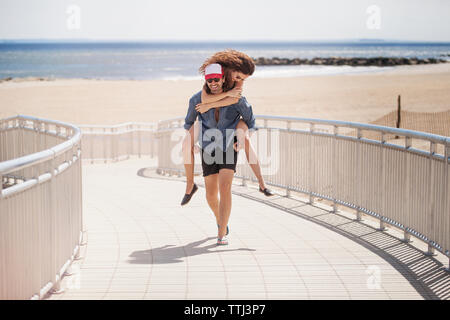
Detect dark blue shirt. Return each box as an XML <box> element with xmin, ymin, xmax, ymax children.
<box><xmin>184</xmin><ymin>90</ymin><xmax>256</xmax><ymax>155</ymax></box>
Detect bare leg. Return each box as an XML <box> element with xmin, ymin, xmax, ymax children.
<box><xmin>204</xmin><ymin>173</ymin><xmax>220</xmax><ymax>225</ymax></box>
<box><xmin>218</xmin><ymin>169</ymin><xmax>234</xmax><ymax>238</ymax></box>
<box><xmin>235</xmin><ymin>119</ymin><xmax>267</xmax><ymax>190</ymax></box>
<box><xmin>182</xmin><ymin>121</ymin><xmax>199</xmax><ymax>194</ymax></box>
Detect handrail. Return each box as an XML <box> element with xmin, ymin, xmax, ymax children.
<box><xmin>0</xmin><ymin>115</ymin><xmax>83</xmax><ymax>300</ymax></box>
<box><xmin>0</xmin><ymin>115</ymin><xmax>82</xmax><ymax>177</ymax></box>
<box><xmin>255</xmin><ymin>115</ymin><xmax>450</xmax><ymax>145</ymax></box>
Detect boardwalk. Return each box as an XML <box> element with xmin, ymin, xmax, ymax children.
<box><xmin>46</xmin><ymin>158</ymin><xmax>449</xmax><ymax>300</ymax></box>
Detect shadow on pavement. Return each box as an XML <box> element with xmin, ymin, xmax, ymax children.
<box><xmin>128</xmin><ymin>237</ymin><xmax>256</xmax><ymax>265</ymax></box>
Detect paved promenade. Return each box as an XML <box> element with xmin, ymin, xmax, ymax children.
<box><xmin>46</xmin><ymin>158</ymin><xmax>449</xmax><ymax>300</ymax></box>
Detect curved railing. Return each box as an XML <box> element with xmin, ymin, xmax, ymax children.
<box><xmin>155</xmin><ymin>115</ymin><xmax>450</xmax><ymax>262</ymax></box>
<box><xmin>0</xmin><ymin>115</ymin><xmax>83</xmax><ymax>300</ymax></box>
<box><xmin>78</xmin><ymin>122</ymin><xmax>157</xmax><ymax>163</ymax></box>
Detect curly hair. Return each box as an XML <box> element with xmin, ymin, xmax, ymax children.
<box><xmin>200</xmin><ymin>49</ymin><xmax>255</xmax><ymax>93</ymax></box>
<box><xmin>199</xmin><ymin>49</ymin><xmax>255</xmax><ymax>76</ymax></box>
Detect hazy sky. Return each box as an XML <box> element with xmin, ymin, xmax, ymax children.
<box><xmin>1</xmin><ymin>0</ymin><xmax>449</xmax><ymax>41</ymax></box>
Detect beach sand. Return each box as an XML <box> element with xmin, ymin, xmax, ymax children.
<box><xmin>1</xmin><ymin>63</ymin><xmax>449</xmax><ymax>126</ymax></box>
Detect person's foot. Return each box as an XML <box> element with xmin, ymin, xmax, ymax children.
<box><xmin>217</xmin><ymin>236</ymin><xmax>228</xmax><ymax>246</ymax></box>
<box><xmin>259</xmin><ymin>185</ymin><xmax>274</xmax><ymax>197</ymax></box>
<box><xmin>181</xmin><ymin>183</ymin><xmax>198</xmax><ymax>206</ymax></box>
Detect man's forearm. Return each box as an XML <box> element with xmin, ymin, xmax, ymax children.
<box><xmin>201</xmin><ymin>90</ymin><xmax>229</xmax><ymax>104</ymax></box>
<box><xmin>203</xmin><ymin>97</ymin><xmax>240</xmax><ymax>109</ymax></box>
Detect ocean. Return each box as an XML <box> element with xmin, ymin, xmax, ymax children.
<box><xmin>0</xmin><ymin>41</ymin><xmax>449</xmax><ymax>80</ymax></box>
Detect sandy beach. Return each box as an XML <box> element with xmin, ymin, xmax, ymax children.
<box><xmin>1</xmin><ymin>63</ymin><xmax>449</xmax><ymax>126</ymax></box>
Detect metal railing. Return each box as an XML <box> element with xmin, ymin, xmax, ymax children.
<box><xmin>79</xmin><ymin>122</ymin><xmax>157</xmax><ymax>163</ymax></box>
<box><xmin>155</xmin><ymin>115</ymin><xmax>450</xmax><ymax>263</ymax></box>
<box><xmin>0</xmin><ymin>115</ymin><xmax>83</xmax><ymax>300</ymax></box>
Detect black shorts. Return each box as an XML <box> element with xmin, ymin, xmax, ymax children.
<box><xmin>201</xmin><ymin>138</ymin><xmax>238</xmax><ymax>177</ymax></box>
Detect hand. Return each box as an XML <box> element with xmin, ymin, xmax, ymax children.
<box><xmin>195</xmin><ymin>103</ymin><xmax>212</xmax><ymax>113</ymax></box>
<box><xmin>193</xmin><ymin>144</ymin><xmax>200</xmax><ymax>154</ymax></box>
<box><xmin>227</xmin><ymin>87</ymin><xmax>242</xmax><ymax>99</ymax></box>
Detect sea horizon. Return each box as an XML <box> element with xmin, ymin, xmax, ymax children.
<box><xmin>1</xmin><ymin>40</ymin><xmax>449</xmax><ymax>81</ymax></box>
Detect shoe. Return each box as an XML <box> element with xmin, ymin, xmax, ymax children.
<box><xmin>181</xmin><ymin>183</ymin><xmax>198</xmax><ymax>206</ymax></box>
<box><xmin>218</xmin><ymin>224</ymin><xmax>229</xmax><ymax>236</ymax></box>
<box><xmin>217</xmin><ymin>236</ymin><xmax>228</xmax><ymax>246</ymax></box>
<box><xmin>259</xmin><ymin>186</ymin><xmax>274</xmax><ymax>197</ymax></box>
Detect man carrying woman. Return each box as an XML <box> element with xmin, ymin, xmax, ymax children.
<box><xmin>181</xmin><ymin>50</ymin><xmax>273</xmax><ymax>206</ymax></box>
<box><xmin>183</xmin><ymin>62</ymin><xmax>256</xmax><ymax>245</ymax></box>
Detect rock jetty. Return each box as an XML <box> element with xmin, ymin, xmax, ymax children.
<box><xmin>0</xmin><ymin>76</ymin><xmax>54</xmax><ymax>83</ymax></box>
<box><xmin>253</xmin><ymin>56</ymin><xmax>448</xmax><ymax>66</ymax></box>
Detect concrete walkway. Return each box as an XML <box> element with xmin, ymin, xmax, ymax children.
<box><xmin>46</xmin><ymin>158</ymin><xmax>449</xmax><ymax>300</ymax></box>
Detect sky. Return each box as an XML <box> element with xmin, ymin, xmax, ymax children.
<box><xmin>1</xmin><ymin>0</ymin><xmax>449</xmax><ymax>42</ymax></box>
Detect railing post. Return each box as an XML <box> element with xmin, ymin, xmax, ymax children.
<box><xmin>378</xmin><ymin>219</ymin><xmax>387</xmax><ymax>232</ymax></box>
<box><xmin>308</xmin><ymin>123</ymin><xmax>314</xmax><ymax>204</ymax></box>
<box><xmin>402</xmin><ymin>137</ymin><xmax>412</xmax><ymax>242</ymax></box>
<box><xmin>425</xmin><ymin>142</ymin><xmax>436</xmax><ymax>255</ymax></box>
<box><xmin>286</xmin><ymin>121</ymin><xmax>291</xmax><ymax>198</ymax></box>
<box><xmin>425</xmin><ymin>243</ymin><xmax>436</xmax><ymax>257</ymax></box>
<box><xmin>331</xmin><ymin>125</ymin><xmax>338</xmax><ymax>213</ymax></box>
<box><xmin>355</xmin><ymin>128</ymin><xmax>363</xmax><ymax>221</ymax></box>
<box><xmin>19</xmin><ymin>118</ymin><xmax>25</xmax><ymax>159</ymax></box>
<box><xmin>49</xmin><ymin>152</ymin><xmax>63</xmax><ymax>294</ymax></box>
<box><xmin>378</xmin><ymin>132</ymin><xmax>387</xmax><ymax>231</ymax></box>
<box><xmin>402</xmin><ymin>229</ymin><xmax>412</xmax><ymax>243</ymax></box>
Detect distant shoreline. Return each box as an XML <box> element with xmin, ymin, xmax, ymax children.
<box><xmin>253</xmin><ymin>56</ymin><xmax>449</xmax><ymax>67</ymax></box>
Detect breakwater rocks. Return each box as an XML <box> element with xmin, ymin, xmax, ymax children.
<box><xmin>0</xmin><ymin>77</ymin><xmax>55</xmax><ymax>83</ymax></box>
<box><xmin>253</xmin><ymin>56</ymin><xmax>448</xmax><ymax>67</ymax></box>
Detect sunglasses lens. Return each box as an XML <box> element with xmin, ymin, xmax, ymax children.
<box><xmin>207</xmin><ymin>78</ymin><xmax>220</xmax><ymax>83</ymax></box>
